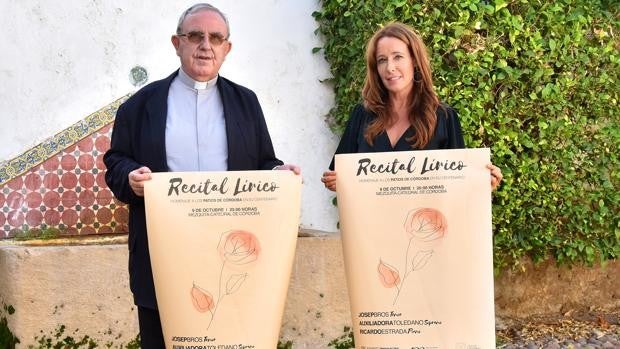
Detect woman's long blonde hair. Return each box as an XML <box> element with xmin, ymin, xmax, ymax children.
<box><xmin>362</xmin><ymin>22</ymin><xmax>439</xmax><ymax>148</ymax></box>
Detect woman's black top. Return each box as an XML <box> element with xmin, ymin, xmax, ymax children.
<box><xmin>329</xmin><ymin>103</ymin><xmax>465</xmax><ymax>170</ymax></box>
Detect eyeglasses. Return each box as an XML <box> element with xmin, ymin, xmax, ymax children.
<box><xmin>177</xmin><ymin>31</ymin><xmax>228</xmax><ymax>46</ymax></box>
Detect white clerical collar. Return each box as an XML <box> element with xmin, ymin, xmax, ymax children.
<box><xmin>178</xmin><ymin>68</ymin><xmax>218</xmax><ymax>90</ymax></box>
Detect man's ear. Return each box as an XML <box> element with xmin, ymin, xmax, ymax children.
<box><xmin>171</xmin><ymin>35</ymin><xmax>180</xmax><ymax>53</ymax></box>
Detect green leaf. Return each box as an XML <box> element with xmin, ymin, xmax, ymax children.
<box><xmin>494</xmin><ymin>0</ymin><xmax>508</xmax><ymax>12</ymax></box>
<box><xmin>496</xmin><ymin>59</ymin><xmax>508</xmax><ymax>68</ymax></box>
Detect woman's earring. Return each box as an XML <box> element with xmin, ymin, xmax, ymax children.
<box><xmin>414</xmin><ymin>68</ymin><xmax>423</xmax><ymax>83</ymax></box>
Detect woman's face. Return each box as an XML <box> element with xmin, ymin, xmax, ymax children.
<box><xmin>375</xmin><ymin>36</ymin><xmax>414</xmax><ymax>98</ymax></box>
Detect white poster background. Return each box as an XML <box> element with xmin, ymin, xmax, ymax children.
<box><xmin>336</xmin><ymin>148</ymin><xmax>495</xmax><ymax>348</ymax></box>
<box><xmin>144</xmin><ymin>171</ymin><xmax>302</xmax><ymax>349</ymax></box>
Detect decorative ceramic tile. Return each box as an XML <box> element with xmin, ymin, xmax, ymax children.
<box><xmin>0</xmin><ymin>95</ymin><xmax>132</xmax><ymax>239</ymax></box>
<box><xmin>0</xmin><ymin>95</ymin><xmax>130</xmax><ymax>185</ymax></box>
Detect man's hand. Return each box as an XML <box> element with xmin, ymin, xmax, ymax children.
<box><xmin>274</xmin><ymin>164</ymin><xmax>301</xmax><ymax>175</ymax></box>
<box><xmin>128</xmin><ymin>166</ymin><xmax>152</xmax><ymax>196</ymax></box>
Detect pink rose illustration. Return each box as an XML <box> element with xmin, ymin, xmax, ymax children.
<box><xmin>193</xmin><ymin>230</ymin><xmax>261</xmax><ymax>330</ymax></box>
<box><xmin>218</xmin><ymin>230</ymin><xmax>261</xmax><ymax>265</ymax></box>
<box><xmin>379</xmin><ymin>208</ymin><xmax>448</xmax><ymax>305</ymax></box>
<box><xmin>191</xmin><ymin>283</ymin><xmax>214</xmax><ymax>313</ymax></box>
<box><xmin>377</xmin><ymin>259</ymin><xmax>401</xmax><ymax>288</ymax></box>
<box><xmin>404</xmin><ymin>208</ymin><xmax>447</xmax><ymax>242</ymax></box>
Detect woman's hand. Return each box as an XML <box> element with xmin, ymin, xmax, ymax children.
<box><xmin>487</xmin><ymin>164</ymin><xmax>503</xmax><ymax>191</ymax></box>
<box><xmin>321</xmin><ymin>170</ymin><xmax>337</xmax><ymax>192</ymax></box>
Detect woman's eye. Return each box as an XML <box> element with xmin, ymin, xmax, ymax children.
<box><xmin>377</xmin><ymin>58</ymin><xmax>387</xmax><ymax>64</ymax></box>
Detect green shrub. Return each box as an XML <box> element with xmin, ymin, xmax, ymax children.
<box><xmin>328</xmin><ymin>327</ymin><xmax>354</xmax><ymax>349</ymax></box>
<box><xmin>29</xmin><ymin>325</ymin><xmax>139</xmax><ymax>349</ymax></box>
<box><xmin>277</xmin><ymin>339</ymin><xmax>294</xmax><ymax>349</ymax></box>
<box><xmin>313</xmin><ymin>0</ymin><xmax>619</xmax><ymax>271</ymax></box>
<box><xmin>0</xmin><ymin>303</ymin><xmax>19</xmax><ymax>349</ymax></box>
<box><xmin>32</xmin><ymin>325</ymin><xmax>97</xmax><ymax>349</ymax></box>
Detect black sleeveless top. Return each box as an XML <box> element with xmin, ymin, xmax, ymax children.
<box><xmin>329</xmin><ymin>103</ymin><xmax>465</xmax><ymax>170</ymax></box>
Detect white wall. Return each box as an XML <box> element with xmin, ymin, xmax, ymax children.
<box><xmin>0</xmin><ymin>0</ymin><xmax>339</xmax><ymax>232</ymax></box>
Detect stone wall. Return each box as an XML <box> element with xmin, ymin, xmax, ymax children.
<box><xmin>1</xmin><ymin>236</ymin><xmax>617</xmax><ymax>348</ymax></box>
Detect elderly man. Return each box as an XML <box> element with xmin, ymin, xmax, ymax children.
<box><xmin>104</xmin><ymin>3</ymin><xmax>299</xmax><ymax>347</ymax></box>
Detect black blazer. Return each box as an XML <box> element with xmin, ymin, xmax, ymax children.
<box><xmin>104</xmin><ymin>71</ymin><xmax>283</xmax><ymax>308</ymax></box>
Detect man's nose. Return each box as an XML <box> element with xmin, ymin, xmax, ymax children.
<box><xmin>198</xmin><ymin>36</ymin><xmax>212</xmax><ymax>49</ymax></box>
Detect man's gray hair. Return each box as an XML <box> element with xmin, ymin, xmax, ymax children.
<box><xmin>176</xmin><ymin>3</ymin><xmax>230</xmax><ymax>38</ymax></box>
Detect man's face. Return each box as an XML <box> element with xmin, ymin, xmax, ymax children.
<box><xmin>171</xmin><ymin>10</ymin><xmax>231</xmax><ymax>82</ymax></box>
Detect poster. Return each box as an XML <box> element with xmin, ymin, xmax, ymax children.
<box><xmin>335</xmin><ymin>149</ymin><xmax>495</xmax><ymax>349</ymax></box>
<box><xmin>144</xmin><ymin>171</ymin><xmax>302</xmax><ymax>349</ymax></box>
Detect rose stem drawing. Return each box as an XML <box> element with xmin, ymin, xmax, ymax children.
<box><xmin>191</xmin><ymin>230</ymin><xmax>260</xmax><ymax>330</ymax></box>
<box><xmin>377</xmin><ymin>208</ymin><xmax>447</xmax><ymax>305</ymax></box>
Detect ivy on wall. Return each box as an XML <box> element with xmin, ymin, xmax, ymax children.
<box><xmin>313</xmin><ymin>0</ymin><xmax>619</xmax><ymax>271</ymax></box>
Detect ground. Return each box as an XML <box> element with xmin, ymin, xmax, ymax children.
<box><xmin>497</xmin><ymin>309</ymin><xmax>620</xmax><ymax>348</ymax></box>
